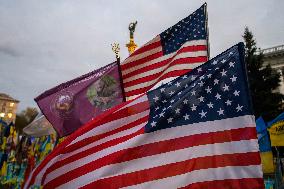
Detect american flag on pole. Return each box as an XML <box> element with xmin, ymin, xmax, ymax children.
<box><xmin>24</xmin><ymin>43</ymin><xmax>264</xmax><ymax>189</ymax></box>
<box><xmin>120</xmin><ymin>4</ymin><xmax>209</xmax><ymax>100</ymax></box>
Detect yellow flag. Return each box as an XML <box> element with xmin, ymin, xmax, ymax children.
<box><xmin>1</xmin><ymin>161</ymin><xmax>7</xmax><ymax>176</ymax></box>
<box><xmin>260</xmin><ymin>151</ymin><xmax>274</xmax><ymax>173</ymax></box>
<box><xmin>1</xmin><ymin>137</ymin><xmax>6</xmax><ymax>150</ymax></box>
<box><xmin>268</xmin><ymin>120</ymin><xmax>284</xmax><ymax>146</ymax></box>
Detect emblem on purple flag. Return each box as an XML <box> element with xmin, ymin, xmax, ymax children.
<box><xmin>35</xmin><ymin>61</ymin><xmax>124</xmax><ymax>136</ymax></box>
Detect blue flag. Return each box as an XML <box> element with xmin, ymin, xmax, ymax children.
<box><xmin>256</xmin><ymin>117</ymin><xmax>271</xmax><ymax>152</ymax></box>
<box><xmin>267</xmin><ymin>112</ymin><xmax>284</xmax><ymax>127</ymax></box>
<box><xmin>256</xmin><ymin>116</ymin><xmax>267</xmax><ymax>133</ymax></box>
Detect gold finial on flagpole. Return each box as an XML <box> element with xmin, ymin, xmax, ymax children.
<box><xmin>126</xmin><ymin>21</ymin><xmax>138</xmax><ymax>55</ymax></box>
<box><xmin>111</xmin><ymin>43</ymin><xmax>120</xmax><ymax>60</ymax></box>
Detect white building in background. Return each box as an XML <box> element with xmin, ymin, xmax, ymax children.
<box><xmin>0</xmin><ymin>93</ymin><xmax>19</xmax><ymax>124</ymax></box>
<box><xmin>262</xmin><ymin>45</ymin><xmax>284</xmax><ymax>95</ymax></box>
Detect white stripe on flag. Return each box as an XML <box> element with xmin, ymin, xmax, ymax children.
<box><xmin>71</xmin><ymin>110</ymin><xmax>149</xmax><ymax>145</ymax></box>
<box><xmin>44</xmin><ymin>115</ymin><xmax>255</xmax><ymax>185</ymax></box>
<box><xmin>25</xmin><ymin>154</ymin><xmax>62</xmax><ymax>189</ymax></box>
<box><xmin>24</xmin><ymin>95</ymin><xmax>149</xmax><ymax>189</ymax></box>
<box><xmin>62</xmin><ymin>121</ymin><xmax>147</xmax><ymax>161</ymax></box>
<box><xmin>56</xmin><ymin>139</ymin><xmax>259</xmax><ymax>189</ymax></box>
<box><xmin>150</xmin><ymin>77</ymin><xmax>179</xmax><ymax>90</ymax></box>
<box><xmin>123</xmin><ymin>51</ymin><xmax>207</xmax><ymax>83</ymax></box>
<box><xmin>122</xmin><ymin>36</ymin><xmax>160</xmax><ymax>65</ymax></box>
<box><xmin>124</xmin><ymin>63</ymin><xmax>203</xmax><ymax>92</ymax></box>
<box><xmin>123</xmin><ymin>45</ymin><xmax>162</xmax><ymax>65</ymax></box>
<box><xmin>121</xmin><ymin>165</ymin><xmax>263</xmax><ymax>189</ymax></box>
<box><xmin>121</xmin><ymin>39</ymin><xmax>207</xmax><ymax>75</ymax></box>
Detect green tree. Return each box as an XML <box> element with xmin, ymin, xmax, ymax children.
<box><xmin>15</xmin><ymin>107</ymin><xmax>38</xmax><ymax>134</ymax></box>
<box><xmin>243</xmin><ymin>27</ymin><xmax>284</xmax><ymax>120</ymax></box>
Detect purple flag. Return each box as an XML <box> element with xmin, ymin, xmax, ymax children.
<box><xmin>35</xmin><ymin>62</ymin><xmax>124</xmax><ymax>136</ymax></box>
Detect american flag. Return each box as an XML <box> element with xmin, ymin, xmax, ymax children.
<box><xmin>120</xmin><ymin>4</ymin><xmax>209</xmax><ymax>100</ymax></box>
<box><xmin>24</xmin><ymin>43</ymin><xmax>263</xmax><ymax>189</ymax></box>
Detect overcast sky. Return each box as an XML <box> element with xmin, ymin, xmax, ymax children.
<box><xmin>0</xmin><ymin>0</ymin><xmax>283</xmax><ymax>111</ymax></box>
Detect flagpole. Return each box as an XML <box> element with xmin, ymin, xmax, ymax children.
<box><xmin>111</xmin><ymin>43</ymin><xmax>126</xmax><ymax>102</ymax></box>
<box><xmin>204</xmin><ymin>3</ymin><xmax>210</xmax><ymax>60</ymax></box>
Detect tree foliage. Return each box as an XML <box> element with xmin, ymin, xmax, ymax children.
<box><xmin>243</xmin><ymin>27</ymin><xmax>284</xmax><ymax>120</ymax></box>
<box><xmin>15</xmin><ymin>107</ymin><xmax>38</xmax><ymax>134</ymax></box>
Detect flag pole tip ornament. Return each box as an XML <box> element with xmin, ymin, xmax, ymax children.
<box><xmin>111</xmin><ymin>43</ymin><xmax>120</xmax><ymax>59</ymax></box>
<box><xmin>121</xmin><ymin>4</ymin><xmax>209</xmax><ymax>100</ymax></box>
<box><xmin>25</xmin><ymin>42</ymin><xmax>264</xmax><ymax>189</ymax></box>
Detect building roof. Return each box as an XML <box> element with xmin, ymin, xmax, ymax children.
<box><xmin>0</xmin><ymin>93</ymin><xmax>19</xmax><ymax>103</ymax></box>
<box><xmin>261</xmin><ymin>44</ymin><xmax>284</xmax><ymax>55</ymax></box>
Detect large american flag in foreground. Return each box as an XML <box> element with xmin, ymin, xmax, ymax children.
<box><xmin>24</xmin><ymin>43</ymin><xmax>264</xmax><ymax>189</ymax></box>
<box><xmin>121</xmin><ymin>4</ymin><xmax>208</xmax><ymax>99</ymax></box>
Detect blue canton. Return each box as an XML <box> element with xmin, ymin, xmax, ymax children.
<box><xmin>146</xmin><ymin>43</ymin><xmax>251</xmax><ymax>133</ymax></box>
<box><xmin>160</xmin><ymin>4</ymin><xmax>207</xmax><ymax>55</ymax></box>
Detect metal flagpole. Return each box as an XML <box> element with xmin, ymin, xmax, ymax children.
<box><xmin>204</xmin><ymin>3</ymin><xmax>210</xmax><ymax>60</ymax></box>
<box><xmin>112</xmin><ymin>43</ymin><xmax>126</xmax><ymax>102</ymax></box>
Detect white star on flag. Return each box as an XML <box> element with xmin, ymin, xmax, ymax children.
<box><xmin>167</xmin><ymin>117</ymin><xmax>173</xmax><ymax>123</ymax></box>
<box><xmin>233</xmin><ymin>90</ymin><xmax>240</xmax><ymax>96</ymax></box>
<box><xmin>191</xmin><ymin>104</ymin><xmax>197</xmax><ymax>111</ymax></box>
<box><xmin>225</xmin><ymin>100</ymin><xmax>232</xmax><ymax>106</ymax></box>
<box><xmin>151</xmin><ymin>121</ymin><xmax>157</xmax><ymax>127</ymax></box>
<box><xmin>230</xmin><ymin>75</ymin><xmax>237</xmax><ymax>82</ymax></box>
<box><xmin>199</xmin><ymin>110</ymin><xmax>207</xmax><ymax>118</ymax></box>
<box><xmin>217</xmin><ymin>108</ymin><xmax>224</xmax><ymax>115</ymax></box>
<box><xmin>214</xmin><ymin>79</ymin><xmax>219</xmax><ymax>85</ymax></box>
<box><xmin>215</xmin><ymin>93</ymin><xmax>221</xmax><ymax>100</ymax></box>
<box><xmin>207</xmin><ymin>102</ymin><xmax>214</xmax><ymax>108</ymax></box>
<box><xmin>221</xmin><ymin>69</ymin><xmax>227</xmax><ymax>76</ymax></box>
<box><xmin>229</xmin><ymin>61</ymin><xmax>235</xmax><ymax>67</ymax></box>
<box><xmin>236</xmin><ymin>104</ymin><xmax>243</xmax><ymax>112</ymax></box>
<box><xmin>183</xmin><ymin>114</ymin><xmax>190</xmax><ymax>120</ymax></box>
<box><xmin>153</xmin><ymin>96</ymin><xmax>159</xmax><ymax>102</ymax></box>
<box><xmin>223</xmin><ymin>84</ymin><xmax>229</xmax><ymax>91</ymax></box>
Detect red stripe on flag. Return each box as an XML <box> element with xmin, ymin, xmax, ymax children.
<box><xmin>62</xmin><ymin>100</ymin><xmax>149</xmax><ymax>144</ymax></box>
<box><xmin>43</xmin><ymin>127</ymin><xmax>257</xmax><ymax>188</ymax></box>
<box><xmin>124</xmin><ymin>69</ymin><xmax>193</xmax><ymax>97</ymax></box>
<box><xmin>123</xmin><ymin>56</ymin><xmax>207</xmax><ymax>88</ymax></box>
<box><xmin>80</xmin><ymin>152</ymin><xmax>261</xmax><ymax>189</ymax></box>
<box><xmin>121</xmin><ymin>44</ymin><xmax>207</xmax><ymax>73</ymax></box>
<box><xmin>178</xmin><ymin>178</ymin><xmax>265</xmax><ymax>189</ymax></box>
<box><xmin>25</xmin><ymin>97</ymin><xmax>142</xmax><ymax>188</ymax></box>
<box><xmin>178</xmin><ymin>45</ymin><xmax>207</xmax><ymax>53</ymax></box>
<box><xmin>121</xmin><ymin>51</ymin><xmax>163</xmax><ymax>71</ymax></box>
<box><xmin>42</xmin><ymin>127</ymin><xmax>145</xmax><ymax>187</ymax></box>
<box><xmin>122</xmin><ymin>58</ymin><xmax>171</xmax><ymax>80</ymax></box>
<box><xmin>88</xmin><ymin>100</ymin><xmax>149</xmax><ymax>128</ymax></box>
<box><xmin>130</xmin><ymin>40</ymin><xmax>161</xmax><ymax>57</ymax></box>
<box><xmin>122</xmin><ymin>46</ymin><xmax>207</xmax><ymax>80</ymax></box>
<box><xmin>53</xmin><ymin>115</ymin><xmax>149</xmax><ymax>163</ymax></box>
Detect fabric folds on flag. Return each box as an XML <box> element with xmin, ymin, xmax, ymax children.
<box><xmin>256</xmin><ymin>117</ymin><xmax>271</xmax><ymax>152</ymax></box>
<box><xmin>23</xmin><ymin>113</ymin><xmax>56</xmax><ymax>137</ymax></box>
<box><xmin>120</xmin><ymin>4</ymin><xmax>208</xmax><ymax>99</ymax></box>
<box><xmin>256</xmin><ymin>117</ymin><xmax>274</xmax><ymax>173</ymax></box>
<box><xmin>260</xmin><ymin>151</ymin><xmax>275</xmax><ymax>174</ymax></box>
<box><xmin>267</xmin><ymin>112</ymin><xmax>284</xmax><ymax>146</ymax></box>
<box><xmin>24</xmin><ymin>43</ymin><xmax>264</xmax><ymax>189</ymax></box>
<box><xmin>35</xmin><ymin>61</ymin><xmax>124</xmax><ymax>136</ymax></box>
